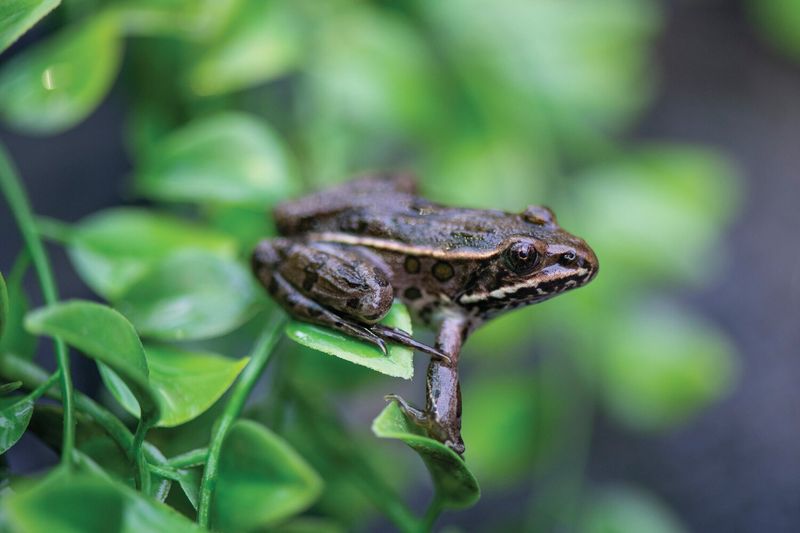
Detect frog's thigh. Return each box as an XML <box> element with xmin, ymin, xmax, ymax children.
<box><xmin>277</xmin><ymin>242</ymin><xmax>394</xmax><ymax>324</ymax></box>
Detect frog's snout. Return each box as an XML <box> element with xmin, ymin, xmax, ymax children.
<box><xmin>578</xmin><ymin>244</ymin><xmax>599</xmax><ymax>281</ymax></box>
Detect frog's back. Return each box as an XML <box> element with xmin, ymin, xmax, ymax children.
<box><xmin>274</xmin><ymin>174</ymin><xmax>417</xmax><ymax>234</ymax></box>
<box><xmin>274</xmin><ymin>174</ymin><xmax>533</xmax><ymax>254</ymax></box>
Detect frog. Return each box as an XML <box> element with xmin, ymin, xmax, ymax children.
<box><xmin>252</xmin><ymin>173</ymin><xmax>598</xmax><ymax>455</ymax></box>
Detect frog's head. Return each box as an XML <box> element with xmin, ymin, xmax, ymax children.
<box><xmin>458</xmin><ymin>205</ymin><xmax>598</xmax><ymax>320</ymax></box>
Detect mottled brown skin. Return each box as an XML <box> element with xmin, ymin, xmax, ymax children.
<box><xmin>252</xmin><ymin>174</ymin><xmax>598</xmax><ymax>455</ymax></box>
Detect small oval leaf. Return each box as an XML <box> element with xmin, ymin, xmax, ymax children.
<box><xmin>25</xmin><ymin>300</ymin><xmax>160</xmax><ymax>424</ymax></box>
<box><xmin>0</xmin><ymin>381</ymin><xmax>23</xmax><ymax>394</ymax></box>
<box><xmin>598</xmin><ymin>302</ymin><xmax>737</xmax><ymax>431</ymax></box>
<box><xmin>117</xmin><ymin>251</ymin><xmax>262</xmax><ymax>341</ymax></box>
<box><xmin>0</xmin><ymin>258</ymin><xmax>38</xmax><ymax>359</ymax></box>
<box><xmin>4</xmin><ymin>469</ymin><xmax>202</xmax><ymax>533</ymax></box>
<box><xmin>285</xmin><ymin>301</ymin><xmax>414</xmax><ymax>379</ymax></box>
<box><xmin>579</xmin><ymin>484</ymin><xmax>688</xmax><ymax>533</ymax></box>
<box><xmin>372</xmin><ymin>401</ymin><xmax>480</xmax><ymax>509</ymax></box>
<box><xmin>68</xmin><ymin>208</ymin><xmax>238</xmax><ymax>300</ymax></box>
<box><xmin>110</xmin><ymin>0</ymin><xmax>237</xmax><ymax>39</ymax></box>
<box><xmin>0</xmin><ymin>396</ymin><xmax>34</xmax><ymax>454</ymax></box>
<box><xmin>0</xmin><ymin>16</ymin><xmax>123</xmax><ymax>134</ymax></box>
<box><xmin>187</xmin><ymin>0</ymin><xmax>302</xmax><ymax>96</ymax></box>
<box><xmin>99</xmin><ymin>344</ymin><xmax>249</xmax><ymax>427</ymax></box>
<box><xmin>135</xmin><ymin>112</ymin><xmax>297</xmax><ymax>207</ymax></box>
<box><xmin>0</xmin><ymin>0</ymin><xmax>60</xmax><ymax>54</ymax></box>
<box><xmin>212</xmin><ymin>420</ymin><xmax>323</xmax><ymax>532</ymax></box>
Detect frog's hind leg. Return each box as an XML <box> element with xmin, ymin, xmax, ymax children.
<box><xmin>253</xmin><ymin>239</ymin><xmax>391</xmax><ymax>354</ymax></box>
<box><xmin>253</xmin><ymin>239</ymin><xmax>449</xmax><ymax>361</ymax></box>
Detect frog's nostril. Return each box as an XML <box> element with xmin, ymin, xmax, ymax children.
<box><xmin>559</xmin><ymin>250</ymin><xmax>577</xmax><ymax>266</ymax></box>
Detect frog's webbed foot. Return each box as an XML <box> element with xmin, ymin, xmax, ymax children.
<box><xmin>384</xmin><ymin>394</ymin><xmax>466</xmax><ymax>456</ymax></box>
<box><xmin>371</xmin><ymin>325</ymin><xmax>451</xmax><ymax>363</ymax></box>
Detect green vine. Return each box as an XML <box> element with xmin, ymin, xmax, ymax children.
<box><xmin>0</xmin><ymin>144</ymin><xmax>76</xmax><ymax>469</ymax></box>
<box><xmin>197</xmin><ymin>314</ymin><xmax>286</xmax><ymax>527</ymax></box>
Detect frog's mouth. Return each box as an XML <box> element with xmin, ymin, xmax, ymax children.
<box><xmin>458</xmin><ymin>258</ymin><xmax>597</xmax><ymax>318</ymax></box>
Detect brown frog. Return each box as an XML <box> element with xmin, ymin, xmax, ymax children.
<box><xmin>252</xmin><ymin>174</ymin><xmax>598</xmax><ymax>455</ymax></box>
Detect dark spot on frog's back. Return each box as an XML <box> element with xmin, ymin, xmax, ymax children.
<box><xmin>432</xmin><ymin>261</ymin><xmax>454</xmax><ymax>282</ymax></box>
<box><xmin>403</xmin><ymin>287</ymin><xmax>422</xmax><ymax>300</ymax></box>
<box><xmin>404</xmin><ymin>256</ymin><xmax>420</xmax><ymax>274</ymax></box>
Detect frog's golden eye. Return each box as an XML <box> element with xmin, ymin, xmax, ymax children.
<box><xmin>505</xmin><ymin>241</ymin><xmax>539</xmax><ymax>274</ymax></box>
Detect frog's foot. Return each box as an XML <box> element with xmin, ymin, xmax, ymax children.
<box><xmin>371</xmin><ymin>325</ymin><xmax>451</xmax><ymax>363</ymax></box>
<box><xmin>384</xmin><ymin>394</ymin><xmax>465</xmax><ymax>456</ymax></box>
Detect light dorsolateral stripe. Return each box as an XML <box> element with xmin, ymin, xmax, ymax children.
<box><xmin>310</xmin><ymin>232</ymin><xmax>505</xmax><ymax>260</ymax></box>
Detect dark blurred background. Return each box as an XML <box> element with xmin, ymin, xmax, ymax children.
<box><xmin>1</xmin><ymin>1</ymin><xmax>799</xmax><ymax>532</ymax></box>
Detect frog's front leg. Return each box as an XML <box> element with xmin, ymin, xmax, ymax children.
<box><xmin>389</xmin><ymin>315</ymin><xmax>468</xmax><ymax>455</ymax></box>
<box><xmin>252</xmin><ymin>239</ymin><xmax>449</xmax><ymax>360</ymax></box>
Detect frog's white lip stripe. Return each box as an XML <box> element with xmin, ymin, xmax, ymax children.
<box><xmin>457</xmin><ymin>267</ymin><xmax>589</xmax><ymax>304</ymax></box>
<box><xmin>310</xmin><ymin>232</ymin><xmax>505</xmax><ymax>259</ymax></box>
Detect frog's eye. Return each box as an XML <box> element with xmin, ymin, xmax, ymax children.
<box><xmin>505</xmin><ymin>240</ymin><xmax>539</xmax><ymax>275</ymax></box>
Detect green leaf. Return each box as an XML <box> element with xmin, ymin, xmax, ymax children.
<box><xmin>307</xmin><ymin>6</ymin><xmax>442</xmax><ymax>137</ymax></box>
<box><xmin>135</xmin><ymin>112</ymin><xmax>297</xmax><ymax>207</ymax></box>
<box><xmin>212</xmin><ymin>420</ymin><xmax>323</xmax><ymax>532</ymax></box>
<box><xmin>207</xmin><ymin>205</ymin><xmax>275</xmax><ymax>251</ymax></box>
<box><xmin>4</xmin><ymin>469</ymin><xmax>202</xmax><ymax>533</ymax></box>
<box><xmin>30</xmin><ymin>405</ymin><xmax>131</xmax><ymax>481</ymax></box>
<box><xmin>426</xmin><ymin>134</ymin><xmax>549</xmax><ymax>212</ymax></box>
<box><xmin>598</xmin><ymin>302</ymin><xmax>738</xmax><ymax>431</ymax></box>
<box><xmin>579</xmin><ymin>484</ymin><xmax>687</xmax><ymax>533</ymax></box>
<box><xmin>25</xmin><ymin>300</ymin><xmax>161</xmax><ymax>425</ymax></box>
<box><xmin>174</xmin><ymin>467</ymin><xmax>201</xmax><ymax>510</ymax></box>
<box><xmin>0</xmin><ymin>396</ymin><xmax>34</xmax><ymax>454</ymax></box>
<box><xmin>117</xmin><ymin>250</ymin><xmax>261</xmax><ymax>341</ymax></box>
<box><xmin>0</xmin><ymin>271</ymin><xmax>7</xmax><ymax>342</ymax></box>
<box><xmin>0</xmin><ymin>261</ymin><xmax>38</xmax><ymax>359</ymax></box>
<box><xmin>0</xmin><ymin>15</ymin><xmax>123</xmax><ymax>134</ymax></box>
<box><xmin>372</xmin><ymin>401</ymin><xmax>480</xmax><ymax>509</ymax></box>
<box><xmin>421</xmin><ymin>0</ymin><xmax>660</xmax><ymax>144</ymax></box>
<box><xmin>111</xmin><ymin>0</ymin><xmax>238</xmax><ymax>39</ymax></box>
<box><xmin>0</xmin><ymin>0</ymin><xmax>60</xmax><ymax>55</ymax></box>
<box><xmin>285</xmin><ymin>301</ymin><xmax>415</xmax><ymax>379</ymax></box>
<box><xmin>747</xmin><ymin>0</ymin><xmax>800</xmax><ymax>61</ymax></box>
<box><xmin>68</xmin><ymin>208</ymin><xmax>238</xmax><ymax>300</ymax></box>
<box><xmin>272</xmin><ymin>518</ymin><xmax>347</xmax><ymax>533</ymax></box>
<box><xmin>562</xmin><ymin>146</ymin><xmax>740</xmax><ymax>287</ymax></box>
<box><xmin>28</xmin><ymin>405</ymin><xmax>173</xmax><ymax>500</ymax></box>
<box><xmin>0</xmin><ymin>381</ymin><xmax>22</xmax><ymax>394</ymax></box>
<box><xmin>99</xmin><ymin>344</ymin><xmax>249</xmax><ymax>427</ymax></box>
<box><xmin>188</xmin><ymin>0</ymin><xmax>302</xmax><ymax>96</ymax></box>
<box><xmin>461</xmin><ymin>374</ymin><xmax>557</xmax><ymax>487</ymax></box>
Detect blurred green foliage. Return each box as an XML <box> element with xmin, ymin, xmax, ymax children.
<box><xmin>748</xmin><ymin>0</ymin><xmax>800</xmax><ymax>61</ymax></box>
<box><xmin>0</xmin><ymin>0</ymin><xmax>745</xmax><ymax>532</ymax></box>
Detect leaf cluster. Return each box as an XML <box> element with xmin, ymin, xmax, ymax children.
<box><xmin>0</xmin><ymin>0</ymin><xmax>749</xmax><ymax>531</ymax></box>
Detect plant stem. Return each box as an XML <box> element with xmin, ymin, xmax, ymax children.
<box><xmin>166</xmin><ymin>448</ymin><xmax>208</xmax><ymax>468</ymax></box>
<box><xmin>421</xmin><ymin>496</ymin><xmax>444</xmax><ymax>531</ymax></box>
<box><xmin>27</xmin><ymin>371</ymin><xmax>60</xmax><ymax>401</ymax></box>
<box><xmin>0</xmin><ymin>145</ymin><xmax>75</xmax><ymax>468</ymax></box>
<box><xmin>132</xmin><ymin>419</ymin><xmax>153</xmax><ymax>494</ymax></box>
<box><xmin>197</xmin><ymin>314</ymin><xmax>285</xmax><ymax>528</ymax></box>
<box><xmin>147</xmin><ymin>463</ymin><xmax>186</xmax><ymax>482</ymax></box>
<box><xmin>35</xmin><ymin>215</ymin><xmax>75</xmax><ymax>244</ymax></box>
<box><xmin>0</xmin><ymin>356</ymin><xmax>167</xmax><ymax>469</ymax></box>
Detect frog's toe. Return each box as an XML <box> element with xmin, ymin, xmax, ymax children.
<box><xmin>371</xmin><ymin>325</ymin><xmax>451</xmax><ymax>363</ymax></box>
<box><xmin>385</xmin><ymin>394</ymin><xmax>427</xmax><ymax>423</ymax></box>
